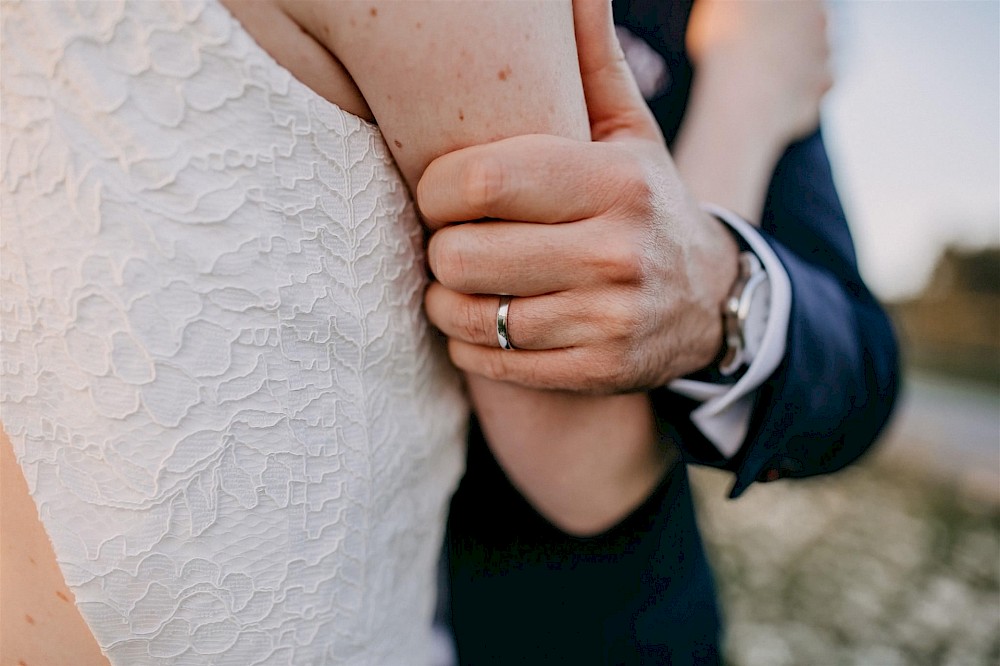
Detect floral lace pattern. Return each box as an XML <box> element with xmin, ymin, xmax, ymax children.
<box><xmin>0</xmin><ymin>1</ymin><xmax>467</xmax><ymax>663</ymax></box>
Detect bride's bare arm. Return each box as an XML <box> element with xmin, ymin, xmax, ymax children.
<box><xmin>280</xmin><ymin>1</ymin><xmax>590</xmax><ymax>182</ymax></box>
<box><xmin>271</xmin><ymin>0</ymin><xmax>668</xmax><ymax>535</ymax></box>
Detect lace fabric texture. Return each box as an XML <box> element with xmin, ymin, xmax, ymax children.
<box><xmin>0</xmin><ymin>1</ymin><xmax>468</xmax><ymax>663</ymax></box>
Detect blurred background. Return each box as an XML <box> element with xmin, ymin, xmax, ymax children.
<box><xmin>689</xmin><ymin>2</ymin><xmax>1000</xmax><ymax>664</ymax></box>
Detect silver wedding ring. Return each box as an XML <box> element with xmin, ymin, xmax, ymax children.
<box><xmin>496</xmin><ymin>295</ymin><xmax>514</xmax><ymax>350</ymax></box>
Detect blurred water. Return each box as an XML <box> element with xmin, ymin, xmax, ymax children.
<box><xmin>880</xmin><ymin>370</ymin><xmax>1000</xmax><ymax>502</ymax></box>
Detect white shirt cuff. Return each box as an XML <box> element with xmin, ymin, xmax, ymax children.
<box><xmin>667</xmin><ymin>204</ymin><xmax>792</xmax><ymax>458</ymax></box>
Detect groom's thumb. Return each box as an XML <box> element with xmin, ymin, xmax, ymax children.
<box><xmin>573</xmin><ymin>0</ymin><xmax>663</xmax><ymax>143</ymax></box>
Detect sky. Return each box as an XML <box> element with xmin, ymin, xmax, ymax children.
<box><xmin>823</xmin><ymin>0</ymin><xmax>999</xmax><ymax>301</ymax></box>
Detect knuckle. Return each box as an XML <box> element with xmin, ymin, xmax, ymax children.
<box><xmin>554</xmin><ymin>351</ymin><xmax>590</xmax><ymax>391</ymax></box>
<box><xmin>448</xmin><ymin>340</ymin><xmax>479</xmax><ymax>376</ymax></box>
<box><xmin>592</xmin><ymin>151</ymin><xmax>637</xmax><ymax>216</ymax></box>
<box><xmin>613</xmin><ymin>157</ymin><xmax>656</xmax><ymax>216</ymax></box>
<box><xmin>615</xmin><ymin>299</ymin><xmax>652</xmax><ymax>348</ymax></box>
<box><xmin>448</xmin><ymin>341</ymin><xmax>510</xmax><ymax>381</ymax></box>
<box><xmin>624</xmin><ymin>302</ymin><xmax>647</xmax><ymax>334</ymax></box>
<box><xmin>423</xmin><ymin>282</ymin><xmax>444</xmax><ymax>325</ymax></box>
<box><xmin>592</xmin><ymin>352</ymin><xmax>628</xmax><ymax>391</ymax></box>
<box><xmin>595</xmin><ymin>296</ymin><xmax>638</xmax><ymax>342</ymax></box>
<box><xmin>414</xmin><ymin>171</ymin><xmax>437</xmax><ymax>224</ymax></box>
<box><xmin>461</xmin><ymin>155</ymin><xmax>508</xmax><ymax>216</ymax></box>
<box><xmin>456</xmin><ymin>299</ymin><xmax>490</xmax><ymax>344</ymax></box>
<box><xmin>426</xmin><ymin>232</ymin><xmax>445</xmax><ymax>275</ymax></box>
<box><xmin>612</xmin><ymin>346</ymin><xmax>644</xmax><ymax>390</ymax></box>
<box><xmin>595</xmin><ymin>235</ymin><xmax>646</xmax><ymax>284</ymax></box>
<box><xmin>523</xmin><ymin>354</ymin><xmax>549</xmax><ymax>387</ymax></box>
<box><xmin>428</xmin><ymin>229</ymin><xmax>469</xmax><ymax>289</ymax></box>
<box><xmin>509</xmin><ymin>301</ymin><xmax>541</xmax><ymax>349</ymax></box>
<box><xmin>591</xmin><ymin>299</ymin><xmax>623</xmax><ymax>344</ymax></box>
<box><xmin>559</xmin><ymin>364</ymin><xmax>589</xmax><ymax>393</ymax></box>
<box><xmin>627</xmin><ymin>173</ymin><xmax>655</xmax><ymax>210</ymax></box>
<box><xmin>483</xmin><ymin>351</ymin><xmax>511</xmax><ymax>381</ymax></box>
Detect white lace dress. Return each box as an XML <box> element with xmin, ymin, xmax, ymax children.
<box><xmin>0</xmin><ymin>1</ymin><xmax>468</xmax><ymax>663</ymax></box>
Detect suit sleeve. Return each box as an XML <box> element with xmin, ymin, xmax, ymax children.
<box><xmin>656</xmin><ymin>129</ymin><xmax>901</xmax><ymax>497</ymax></box>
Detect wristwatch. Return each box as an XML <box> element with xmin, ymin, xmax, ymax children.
<box><xmin>718</xmin><ymin>251</ymin><xmax>771</xmax><ymax>377</ymax></box>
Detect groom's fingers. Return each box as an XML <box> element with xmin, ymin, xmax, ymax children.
<box><xmin>424</xmin><ymin>283</ymin><xmax>599</xmax><ymax>351</ymax></box>
<box><xmin>428</xmin><ymin>221</ymin><xmax>581</xmax><ymax>295</ymax></box>
<box><xmin>572</xmin><ymin>0</ymin><xmax>662</xmax><ymax>142</ymax></box>
<box><xmin>445</xmin><ymin>338</ymin><xmax>623</xmax><ymax>393</ymax></box>
<box><xmin>417</xmin><ymin>134</ymin><xmax>630</xmax><ymax>229</ymax></box>
<box><xmin>427</xmin><ymin>218</ymin><xmax>634</xmax><ymax>295</ymax></box>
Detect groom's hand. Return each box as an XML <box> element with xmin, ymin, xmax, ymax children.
<box><xmin>419</xmin><ymin>1</ymin><xmax>739</xmax><ymax>393</ymax></box>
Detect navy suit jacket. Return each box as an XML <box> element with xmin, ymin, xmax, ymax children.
<box><xmin>445</xmin><ymin>1</ymin><xmax>900</xmax><ymax>663</ymax></box>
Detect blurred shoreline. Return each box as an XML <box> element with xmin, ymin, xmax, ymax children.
<box><xmin>878</xmin><ymin>369</ymin><xmax>1000</xmax><ymax>507</ymax></box>
<box><xmin>691</xmin><ymin>376</ymin><xmax>1000</xmax><ymax>665</ymax></box>
<box><xmin>882</xmin><ymin>245</ymin><xmax>999</xmax><ymax>504</ymax></box>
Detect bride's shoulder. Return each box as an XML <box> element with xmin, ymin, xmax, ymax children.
<box><xmin>220</xmin><ymin>0</ymin><xmax>373</xmax><ymax>121</ymax></box>
<box><xmin>261</xmin><ymin>0</ymin><xmax>588</xmax><ymax>189</ymax></box>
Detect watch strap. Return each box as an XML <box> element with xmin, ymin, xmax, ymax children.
<box><xmin>719</xmin><ymin>252</ymin><xmax>765</xmax><ymax>377</ymax></box>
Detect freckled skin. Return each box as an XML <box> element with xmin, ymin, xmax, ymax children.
<box><xmin>25</xmin><ymin>614</ymin><xmax>35</xmax><ymax>625</ymax></box>
<box><xmin>394</xmin><ymin>140</ymin><xmax>402</xmax><ymax>148</ymax></box>
<box><xmin>458</xmin><ymin>109</ymin><xmax>464</xmax><ymax>121</ymax></box>
<box><xmin>498</xmin><ymin>64</ymin><xmax>513</xmax><ymax>81</ymax></box>
<box><xmin>370</xmin><ymin>7</ymin><xmax>377</xmax><ymax>17</ymax></box>
<box><xmin>55</xmin><ymin>591</ymin><xmax>69</xmax><ymax>603</ymax></box>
